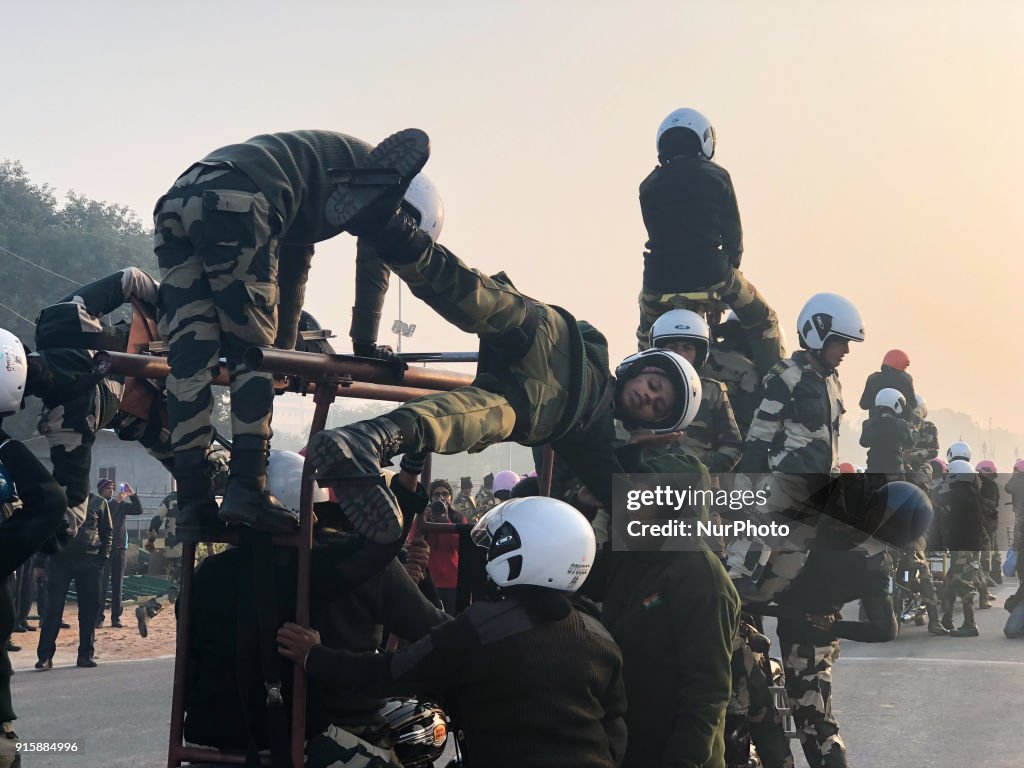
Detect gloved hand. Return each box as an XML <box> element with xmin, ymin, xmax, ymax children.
<box><xmin>399</xmin><ymin>450</ymin><xmax>428</xmax><ymax>476</ymax></box>
<box><xmin>352</xmin><ymin>341</ymin><xmax>395</xmax><ymax>359</ymax></box>
<box><xmin>352</xmin><ymin>341</ymin><xmax>408</xmax><ymax>376</ymax></box>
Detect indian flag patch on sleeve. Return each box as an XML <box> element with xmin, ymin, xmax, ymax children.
<box><xmin>641</xmin><ymin>592</ymin><xmax>662</xmax><ymax>609</ymax></box>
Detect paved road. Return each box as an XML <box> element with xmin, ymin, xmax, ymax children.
<box><xmin>6</xmin><ymin>583</ymin><xmax>1021</xmax><ymax>767</ymax></box>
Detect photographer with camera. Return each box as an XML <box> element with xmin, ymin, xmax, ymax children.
<box><xmin>97</xmin><ymin>481</ymin><xmax>143</xmax><ymax>629</ymax></box>
<box><xmin>421</xmin><ymin>479</ymin><xmax>462</xmax><ymax>613</ymax></box>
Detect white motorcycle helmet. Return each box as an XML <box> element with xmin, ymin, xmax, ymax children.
<box><xmin>471</xmin><ymin>497</ymin><xmax>596</xmax><ymax>591</ymax></box>
<box><xmin>947</xmin><ymin>459</ymin><xmax>975</xmax><ymax>483</ymax></box>
<box><xmin>267</xmin><ymin>450</ymin><xmax>329</xmax><ymax>514</ymax></box>
<box><xmin>946</xmin><ymin>441</ymin><xmax>972</xmax><ymax>463</ymax></box>
<box><xmin>614</xmin><ymin>348</ymin><xmax>702</xmax><ymax>434</ymax></box>
<box><xmin>656</xmin><ymin>108</ymin><xmax>716</xmax><ymax>159</ymax></box>
<box><xmin>796</xmin><ymin>293</ymin><xmax>866</xmax><ymax>351</ymax></box>
<box><xmin>0</xmin><ymin>329</ymin><xmax>28</xmax><ymax>416</ymax></box>
<box><xmin>914</xmin><ymin>394</ymin><xmax>927</xmax><ymax>420</ymax></box>
<box><xmin>874</xmin><ymin>388</ymin><xmax>906</xmax><ymax>416</ymax></box>
<box><xmin>402</xmin><ymin>173</ymin><xmax>444</xmax><ymax>242</ymax></box>
<box><xmin>649</xmin><ymin>309</ymin><xmax>711</xmax><ymax>368</ymax></box>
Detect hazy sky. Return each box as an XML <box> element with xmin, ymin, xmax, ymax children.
<box><xmin>4</xmin><ymin>1</ymin><xmax>1024</xmax><ymax>444</ymax></box>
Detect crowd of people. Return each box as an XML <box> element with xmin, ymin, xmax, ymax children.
<box><xmin>0</xmin><ymin>109</ymin><xmax>1020</xmax><ymax>768</ymax></box>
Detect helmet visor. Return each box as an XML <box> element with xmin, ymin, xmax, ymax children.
<box><xmin>470</xmin><ymin>503</ymin><xmax>507</xmax><ymax>549</ymax></box>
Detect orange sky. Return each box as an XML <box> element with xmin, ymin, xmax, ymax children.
<box><xmin>4</xmin><ymin>0</ymin><xmax>1024</xmax><ymax>442</ymax></box>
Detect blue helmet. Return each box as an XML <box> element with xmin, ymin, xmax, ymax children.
<box><xmin>863</xmin><ymin>481</ymin><xmax>933</xmax><ymax>547</ymax></box>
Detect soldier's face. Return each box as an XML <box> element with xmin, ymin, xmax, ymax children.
<box><xmin>822</xmin><ymin>338</ymin><xmax>850</xmax><ymax>368</ymax></box>
<box><xmin>620</xmin><ymin>372</ymin><xmax>677</xmax><ymax>424</ymax></box>
<box><xmin>662</xmin><ymin>340</ymin><xmax>698</xmax><ymax>364</ymax></box>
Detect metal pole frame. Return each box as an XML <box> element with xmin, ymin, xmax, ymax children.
<box><xmin>130</xmin><ymin>348</ymin><xmax>472</xmax><ymax>768</ymax></box>
<box><xmin>93</xmin><ymin>349</ymin><xmax>547</xmax><ymax>768</ymax></box>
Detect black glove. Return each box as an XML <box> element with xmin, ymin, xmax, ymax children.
<box><xmin>400</xmin><ymin>451</ymin><xmax>428</xmax><ymax>476</ymax></box>
<box><xmin>351</xmin><ymin>341</ymin><xmax>408</xmax><ymax>376</ymax></box>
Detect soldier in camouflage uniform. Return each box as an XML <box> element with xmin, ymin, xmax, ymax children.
<box><xmin>649</xmin><ymin>309</ymin><xmax>743</xmax><ymax>473</ymax></box>
<box><xmin>153</xmin><ymin>129</ymin><xmax>438</xmax><ymax>534</ymax></box>
<box><xmin>732</xmin><ymin>295</ymin><xmax>866</xmax><ymax>605</ymax></box>
<box><xmin>895</xmin><ymin>396</ymin><xmax>946</xmax><ymax>633</ymax></box>
<box><xmin>707</xmin><ymin>312</ymin><xmax>763</xmax><ymax>439</ymax></box>
<box><xmin>306</xmin><ymin>138</ymin><xmax>702</xmax><ymax>543</ymax></box>
<box><xmin>13</xmin><ymin>268</ymin><xmax>173</xmax><ymax>538</ymax></box>
<box><xmin>474</xmin><ymin>473</ymin><xmax>497</xmax><ymax>517</ymax></box>
<box><xmin>636</xmin><ymin>109</ymin><xmax>785</xmax><ymax>376</ymax></box>
<box><xmin>977</xmin><ymin>461</ymin><xmax>1002</xmax><ymax>587</ymax></box>
<box><xmin>136</xmin><ymin>491</ymin><xmax>181</xmax><ymax>637</ymax></box>
<box><xmin>726</xmin><ymin>620</ymin><xmax>794</xmax><ymax>768</ymax></box>
<box><xmin>905</xmin><ymin>395</ymin><xmax>939</xmax><ymax>489</ymax></box>
<box><xmin>939</xmin><ymin>460</ymin><xmax>987</xmax><ymax>636</ymax></box>
<box><xmin>450</xmin><ymin>477</ymin><xmax>477</xmax><ymax>524</ymax></box>
<box><xmin>729</xmin><ymin>294</ymin><xmax>866</xmax><ymax>767</ymax></box>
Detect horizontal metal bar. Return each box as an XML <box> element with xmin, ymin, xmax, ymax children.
<box><xmin>244</xmin><ymin>347</ymin><xmax>475</xmax><ymax>391</ymax></box>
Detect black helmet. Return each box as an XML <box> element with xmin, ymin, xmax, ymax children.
<box><xmin>862</xmin><ymin>481</ymin><xmax>933</xmax><ymax>547</ymax></box>
<box><xmin>295</xmin><ymin>310</ymin><xmax>336</xmax><ymax>354</ymax></box>
<box><xmin>378</xmin><ymin>698</ymin><xmax>448</xmax><ymax>768</ymax></box>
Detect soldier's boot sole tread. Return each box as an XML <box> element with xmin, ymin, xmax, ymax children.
<box><xmin>325</xmin><ymin>129</ymin><xmax>430</xmax><ymax>230</ymax></box>
<box><xmin>307</xmin><ymin>429</ymin><xmax>403</xmax><ymax>544</ymax></box>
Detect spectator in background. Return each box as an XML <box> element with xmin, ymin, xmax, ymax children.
<box><xmin>451</xmin><ymin>477</ymin><xmax>476</xmax><ymax>524</ymax></box>
<box><xmin>35</xmin><ymin>480</ymin><xmax>112</xmax><ymax>669</ymax></box>
<box><xmin>423</xmin><ymin>479</ymin><xmax>460</xmax><ymax>612</ymax></box>
<box><xmin>97</xmin><ymin>480</ymin><xmax>143</xmax><ymax>628</ymax></box>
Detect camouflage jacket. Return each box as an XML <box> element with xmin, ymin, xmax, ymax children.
<box><xmin>450</xmin><ymin>492</ymin><xmax>477</xmax><ymax>524</ymax></box>
<box><xmin>906</xmin><ymin>419</ymin><xmax>939</xmax><ymax>469</ymax></box>
<box><xmin>737</xmin><ymin>351</ymin><xmax>843</xmax><ymax>475</ymax></box>
<box><xmin>705</xmin><ymin>347</ymin><xmax>761</xmax><ymax>438</ymax></box>
<box><xmin>474</xmin><ymin>488</ymin><xmax>497</xmax><ymax>516</ymax></box>
<box><xmin>678</xmin><ymin>377</ymin><xmax>743</xmax><ymax>473</ymax></box>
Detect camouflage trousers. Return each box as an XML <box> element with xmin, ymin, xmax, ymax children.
<box><xmin>983</xmin><ymin>521</ymin><xmax>1002</xmax><ymax>578</ymax></box>
<box><xmin>942</xmin><ymin>551</ymin><xmax>980</xmax><ymax>610</ymax></box>
<box><xmin>728</xmin><ymin>633</ymin><xmax>795</xmax><ymax>768</ymax></box>
<box><xmin>154</xmin><ymin>163</ymin><xmax>282</xmax><ymax>454</ymax></box>
<box><xmin>637</xmin><ymin>268</ymin><xmax>784</xmax><ymax>375</ymax></box>
<box><xmin>306</xmin><ymin>724</ymin><xmax>402</xmax><ymax>768</ymax></box>
<box><xmin>384</xmin><ymin>244</ymin><xmax>575</xmax><ymax>453</ymax></box>
<box><xmin>780</xmin><ymin>640</ymin><xmax>846</xmax><ymax>768</ymax></box>
<box><xmin>899</xmin><ymin>544</ymin><xmax>939</xmax><ymax>608</ymax></box>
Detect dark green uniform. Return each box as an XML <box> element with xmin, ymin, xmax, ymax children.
<box><xmin>345</xmin><ymin>224</ymin><xmax>621</xmax><ymax>506</ymax></box>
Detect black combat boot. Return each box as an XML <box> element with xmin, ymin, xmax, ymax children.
<box><xmin>926</xmin><ymin>604</ymin><xmax>949</xmax><ymax>636</ymax></box>
<box><xmin>174</xmin><ymin>448</ymin><xmax>221</xmax><ymax>529</ymax></box>
<box><xmin>324</xmin><ymin>128</ymin><xmax>431</xmax><ymax>236</ymax></box>
<box><xmin>939</xmin><ymin>597</ymin><xmax>955</xmax><ymax>632</ymax></box>
<box><xmin>306</xmin><ymin>418</ymin><xmax>407</xmax><ymax>544</ymax></box>
<box><xmin>949</xmin><ymin>599</ymin><xmax>979</xmax><ymax>637</ymax></box>
<box><xmin>218</xmin><ymin>436</ymin><xmax>298</xmax><ymax>533</ymax></box>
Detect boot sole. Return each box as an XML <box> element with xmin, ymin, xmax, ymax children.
<box><xmin>324</xmin><ymin>129</ymin><xmax>431</xmax><ymax>229</ymax></box>
<box><xmin>307</xmin><ymin>429</ymin><xmax>385</xmax><ymax>484</ymax></box>
<box><xmin>307</xmin><ymin>429</ymin><xmax>404</xmax><ymax>543</ymax></box>
<box><xmin>336</xmin><ymin>485</ymin><xmax>405</xmax><ymax>545</ymax></box>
